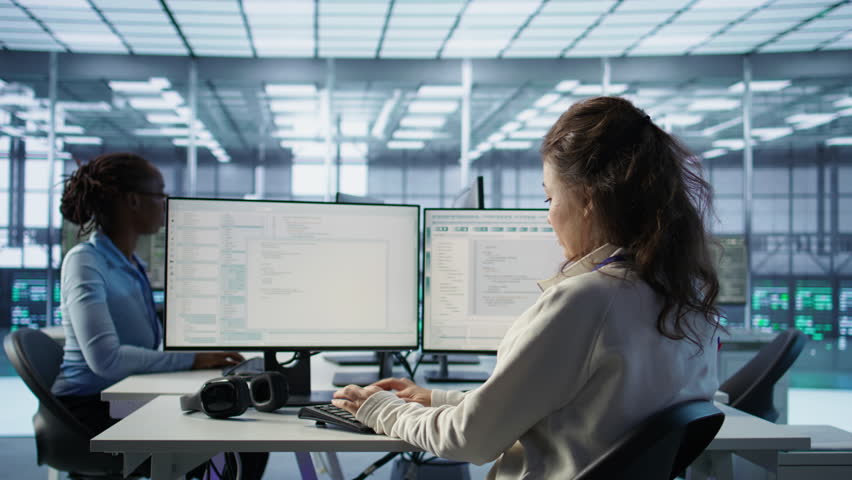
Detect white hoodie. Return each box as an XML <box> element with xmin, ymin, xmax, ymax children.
<box><xmin>356</xmin><ymin>244</ymin><xmax>719</xmax><ymax>479</ymax></box>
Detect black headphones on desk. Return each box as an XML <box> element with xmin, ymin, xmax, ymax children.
<box><xmin>179</xmin><ymin>371</ymin><xmax>289</xmax><ymax>419</ymax></box>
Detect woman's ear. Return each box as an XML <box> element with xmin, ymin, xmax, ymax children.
<box><xmin>127</xmin><ymin>192</ymin><xmax>141</xmax><ymax>211</ymax></box>
<box><xmin>583</xmin><ymin>200</ymin><xmax>593</xmax><ymax>218</ymax></box>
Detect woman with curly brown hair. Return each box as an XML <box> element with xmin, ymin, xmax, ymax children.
<box><xmin>333</xmin><ymin>97</ymin><xmax>723</xmax><ymax>479</ymax></box>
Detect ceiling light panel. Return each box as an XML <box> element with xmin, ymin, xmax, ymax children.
<box><xmin>382</xmin><ymin>41</ymin><xmax>444</xmax><ymax>53</ymax></box>
<box><xmin>408</xmin><ymin>100</ymin><xmax>458</xmax><ymax>114</ymax></box>
<box><xmin>318</xmin><ymin>0</ymin><xmax>389</xmax><ymax>15</ymax></box>
<box><xmin>320</xmin><ymin>15</ymin><xmax>385</xmax><ymax>28</ymax></box>
<box><xmin>778</xmin><ymin>30</ymin><xmax>845</xmax><ymax>42</ymax></box>
<box><xmin>603</xmin><ymin>12</ymin><xmax>674</xmax><ymax>25</ymax></box>
<box><xmin>383</xmin><ymin>29</ymin><xmax>449</xmax><ymax>40</ymax></box>
<box><xmin>758</xmin><ymin>42</ymin><xmax>822</xmax><ymax>53</ymax></box>
<box><xmin>747</xmin><ymin>5</ymin><xmax>828</xmax><ymax>21</ymax></box>
<box><xmin>189</xmin><ymin>38</ymin><xmax>252</xmax><ymax>50</ymax></box>
<box><xmin>100</xmin><ymin>11</ymin><xmax>175</xmax><ymax>23</ymax></box>
<box><xmin>0</xmin><ymin>20</ymin><xmax>42</xmax><ymax>32</ymax></box>
<box><xmin>517</xmin><ymin>27</ymin><xmax>587</xmax><ymax>39</ymax></box>
<box><xmin>674</xmin><ymin>9</ymin><xmax>753</xmax><ymax>24</ymax></box>
<box><xmin>538</xmin><ymin>1</ymin><xmax>616</xmax><ymax>15</ymax></box>
<box><xmin>173</xmin><ymin>13</ymin><xmax>244</xmax><ymax>26</ymax></box>
<box><xmin>690</xmin><ymin>0</ymin><xmax>767</xmax><ymax>10</ymax></box>
<box><xmin>527</xmin><ymin>15</ymin><xmax>604</xmax><ymax>28</ymax></box>
<box><xmin>507</xmin><ymin>39</ymin><xmax>574</xmax><ymax>51</ymax></box>
<box><xmin>387</xmin><ymin>15</ymin><xmax>457</xmax><ymax>28</ymax></box>
<box><xmin>168</xmin><ymin>0</ymin><xmax>239</xmax><ymax>13</ymax></box>
<box><xmin>380</xmin><ymin>50</ymin><xmax>439</xmax><ymax>58</ymax></box>
<box><xmin>113</xmin><ymin>24</ymin><xmax>179</xmax><ymax>35</ymax></box>
<box><xmin>590</xmin><ymin>23</ymin><xmax>657</xmax><ymax>36</ymax></box>
<box><xmin>1</xmin><ymin>32</ymin><xmax>56</xmax><ymax>42</ymax></box>
<box><xmin>124</xmin><ymin>37</ymin><xmax>184</xmax><ymax>48</ymax></box>
<box><xmin>93</xmin><ymin>0</ymin><xmax>164</xmax><ymax>8</ymax></box>
<box><xmin>723</xmin><ymin>20</ymin><xmax>799</xmax><ymax>35</ymax></box>
<box><xmin>615</xmin><ymin>0</ymin><xmax>691</xmax><ymax>12</ymax></box>
<box><xmin>17</xmin><ymin>0</ymin><xmax>90</xmax><ymax>7</ymax></box>
<box><xmin>464</xmin><ymin>0</ymin><xmax>540</xmax><ymax>16</ymax></box>
<box><xmin>392</xmin><ymin>0</ymin><xmax>464</xmax><ymax>14</ymax></box>
<box><xmin>134</xmin><ymin>46</ymin><xmax>190</xmax><ymax>55</ymax></box>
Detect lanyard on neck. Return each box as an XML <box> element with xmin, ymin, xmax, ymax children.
<box><xmin>593</xmin><ymin>254</ymin><xmax>626</xmax><ymax>271</ymax></box>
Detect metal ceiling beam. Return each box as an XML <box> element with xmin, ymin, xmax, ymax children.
<box><xmin>86</xmin><ymin>0</ymin><xmax>134</xmax><ymax>55</ymax></box>
<box><xmin>9</xmin><ymin>0</ymin><xmax>71</xmax><ymax>53</ymax></box>
<box><xmin>374</xmin><ymin>0</ymin><xmax>396</xmax><ymax>59</ymax></box>
<box><xmin>751</xmin><ymin>1</ymin><xmax>850</xmax><ymax>54</ymax></box>
<box><xmin>2</xmin><ymin>50</ymin><xmax>851</xmax><ymax>85</ymax></box>
<box><xmin>236</xmin><ymin>0</ymin><xmax>258</xmax><ymax>58</ymax></box>
<box><xmin>497</xmin><ymin>0</ymin><xmax>550</xmax><ymax>59</ymax></box>
<box><xmin>559</xmin><ymin>0</ymin><xmax>623</xmax><ymax>58</ymax></box>
<box><xmin>158</xmin><ymin>0</ymin><xmax>195</xmax><ymax>58</ymax></box>
<box><xmin>436</xmin><ymin>0</ymin><xmax>471</xmax><ymax>59</ymax></box>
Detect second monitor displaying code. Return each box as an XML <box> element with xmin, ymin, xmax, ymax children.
<box><xmin>164</xmin><ymin>199</ymin><xmax>419</xmax><ymax>349</ymax></box>
<box><xmin>423</xmin><ymin>209</ymin><xmax>565</xmax><ymax>352</ymax></box>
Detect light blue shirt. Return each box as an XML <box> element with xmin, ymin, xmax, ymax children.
<box><xmin>52</xmin><ymin>230</ymin><xmax>195</xmax><ymax>397</ymax></box>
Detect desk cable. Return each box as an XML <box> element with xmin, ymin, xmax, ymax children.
<box><xmin>394</xmin><ymin>351</ymin><xmax>416</xmax><ymax>379</ymax></box>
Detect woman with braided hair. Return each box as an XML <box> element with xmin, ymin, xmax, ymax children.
<box><xmin>53</xmin><ymin>153</ymin><xmax>268</xmax><ymax>479</ymax></box>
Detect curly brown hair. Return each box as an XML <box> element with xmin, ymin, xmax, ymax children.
<box><xmin>542</xmin><ymin>96</ymin><xmax>721</xmax><ymax>346</ymax></box>
<box><xmin>60</xmin><ymin>152</ymin><xmax>159</xmax><ymax>236</ymax></box>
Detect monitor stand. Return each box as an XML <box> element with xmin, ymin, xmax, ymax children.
<box><xmin>331</xmin><ymin>352</ymin><xmax>395</xmax><ymax>387</ymax></box>
<box><xmin>424</xmin><ymin>355</ymin><xmax>490</xmax><ymax>383</ymax></box>
<box><xmin>324</xmin><ymin>352</ymin><xmax>480</xmax><ymax>366</ymax></box>
<box><xmin>263</xmin><ymin>351</ymin><xmax>334</xmax><ymax>406</ymax></box>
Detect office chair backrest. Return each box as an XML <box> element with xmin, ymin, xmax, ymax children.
<box><xmin>573</xmin><ymin>400</ymin><xmax>725</xmax><ymax>480</ymax></box>
<box><xmin>719</xmin><ymin>328</ymin><xmax>807</xmax><ymax>422</ymax></box>
<box><xmin>3</xmin><ymin>328</ymin><xmax>123</xmax><ymax>477</ymax></box>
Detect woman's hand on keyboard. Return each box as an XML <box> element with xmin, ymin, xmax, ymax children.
<box><xmin>372</xmin><ymin>377</ymin><xmax>432</xmax><ymax>407</ymax></box>
<box><xmin>332</xmin><ymin>384</ymin><xmax>384</xmax><ymax>414</ymax></box>
<box><xmin>191</xmin><ymin>352</ymin><xmax>245</xmax><ymax>370</ymax></box>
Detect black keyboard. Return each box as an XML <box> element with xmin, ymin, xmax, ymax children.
<box><xmin>298</xmin><ymin>404</ymin><xmax>375</xmax><ymax>434</ymax></box>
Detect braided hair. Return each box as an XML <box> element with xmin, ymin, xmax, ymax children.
<box><xmin>60</xmin><ymin>152</ymin><xmax>159</xmax><ymax>236</ymax></box>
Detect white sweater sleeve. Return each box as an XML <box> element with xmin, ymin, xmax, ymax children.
<box><xmin>356</xmin><ymin>279</ymin><xmax>613</xmax><ymax>465</ymax></box>
<box><xmin>431</xmin><ymin>389</ymin><xmax>467</xmax><ymax>407</ymax></box>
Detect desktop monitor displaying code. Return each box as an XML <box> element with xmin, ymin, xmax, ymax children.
<box><xmin>792</xmin><ymin>279</ymin><xmax>834</xmax><ymax>341</ymax></box>
<box><xmin>422</xmin><ymin>209</ymin><xmax>565</xmax><ymax>353</ymax></box>
<box><xmin>839</xmin><ymin>280</ymin><xmax>852</xmax><ymax>342</ymax></box>
<box><xmin>750</xmin><ymin>279</ymin><xmax>791</xmax><ymax>333</ymax></box>
<box><xmin>7</xmin><ymin>270</ymin><xmax>61</xmax><ymax>329</ymax></box>
<box><xmin>164</xmin><ymin>198</ymin><xmax>419</xmax><ymax>350</ymax></box>
<box><xmin>714</xmin><ymin>236</ymin><xmax>747</xmax><ymax>305</ymax></box>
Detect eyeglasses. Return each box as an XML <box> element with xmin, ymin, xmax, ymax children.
<box><xmin>133</xmin><ymin>191</ymin><xmax>169</xmax><ymax>200</ymax></box>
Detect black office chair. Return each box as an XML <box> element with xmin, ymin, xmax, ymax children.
<box><xmin>719</xmin><ymin>328</ymin><xmax>807</xmax><ymax>422</ymax></box>
<box><xmin>573</xmin><ymin>400</ymin><xmax>724</xmax><ymax>480</ymax></box>
<box><xmin>3</xmin><ymin>327</ymin><xmax>125</xmax><ymax>479</ymax></box>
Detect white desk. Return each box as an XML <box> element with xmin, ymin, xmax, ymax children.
<box><xmin>92</xmin><ymin>395</ymin><xmax>419</xmax><ymax>480</ymax></box>
<box><xmin>776</xmin><ymin>425</ymin><xmax>852</xmax><ymax>480</ymax></box>
<box><xmin>690</xmin><ymin>404</ymin><xmax>811</xmax><ymax>480</ymax></box>
<box><xmin>92</xmin><ymin>397</ymin><xmax>814</xmax><ymax>480</ymax></box>
<box><xmin>99</xmin><ymin>354</ymin><xmax>489</xmax><ymax>479</ymax></box>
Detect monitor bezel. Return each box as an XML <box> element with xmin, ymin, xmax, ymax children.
<box><xmin>335</xmin><ymin>192</ymin><xmax>385</xmax><ymax>204</ymax></box>
<box><xmin>163</xmin><ymin>196</ymin><xmax>421</xmax><ymax>352</ymax></box>
<box><xmin>420</xmin><ymin>207</ymin><xmax>554</xmax><ymax>355</ymax></box>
